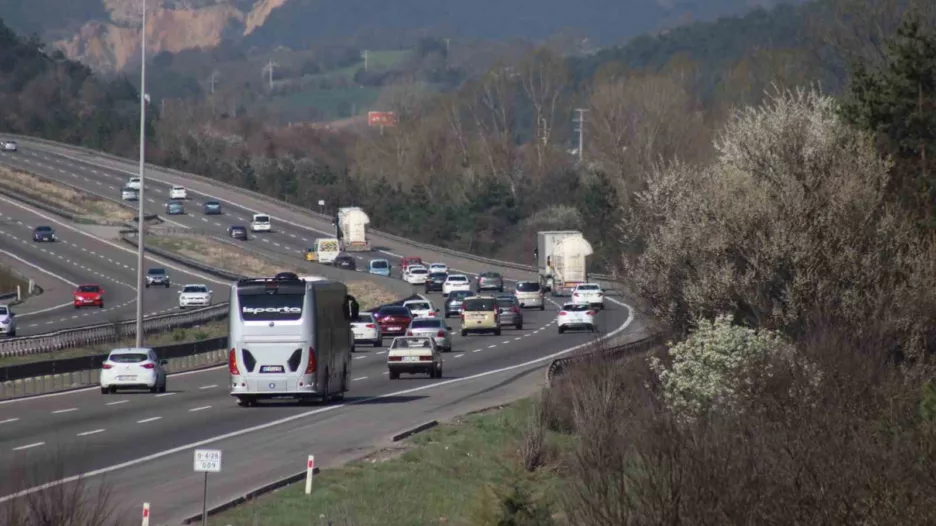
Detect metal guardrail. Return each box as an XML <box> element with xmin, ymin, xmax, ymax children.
<box><xmin>0</xmin><ymin>303</ymin><xmax>228</xmax><ymax>358</ymax></box>
<box><xmin>545</xmin><ymin>332</ymin><xmax>668</xmax><ymax>387</ymax></box>
<box><xmin>10</xmin><ymin>134</ymin><xmax>617</xmax><ymax>280</ymax></box>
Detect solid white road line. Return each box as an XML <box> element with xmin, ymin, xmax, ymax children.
<box><xmin>12</xmin><ymin>442</ymin><xmax>44</xmax><ymax>451</ymax></box>
<box><xmin>136</xmin><ymin>417</ymin><xmax>162</xmax><ymax>424</ymax></box>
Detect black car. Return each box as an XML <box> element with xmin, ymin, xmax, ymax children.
<box><xmin>425</xmin><ymin>272</ymin><xmax>447</xmax><ymax>292</ymax></box>
<box><xmin>32</xmin><ymin>225</ymin><xmax>56</xmax><ymax>242</ymax></box>
<box><xmin>444</xmin><ymin>290</ymin><xmax>474</xmax><ymax>317</ymax></box>
<box><xmin>228</xmin><ymin>225</ymin><xmax>248</xmax><ymax>240</ymax></box>
<box><xmin>334</xmin><ymin>254</ymin><xmax>356</xmax><ymax>270</ymax></box>
<box><xmin>204</xmin><ymin>201</ymin><xmax>222</xmax><ymax>215</ymax></box>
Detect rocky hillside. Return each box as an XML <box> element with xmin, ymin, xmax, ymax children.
<box><xmin>1</xmin><ymin>0</ymin><xmax>804</xmax><ymax>72</ymax></box>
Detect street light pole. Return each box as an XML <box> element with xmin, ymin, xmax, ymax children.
<box><xmin>135</xmin><ymin>0</ymin><xmax>147</xmax><ymax>348</ymax></box>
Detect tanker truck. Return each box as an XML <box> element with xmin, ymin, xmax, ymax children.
<box><xmin>537</xmin><ymin>230</ymin><xmax>593</xmax><ymax>296</ymax></box>
<box><xmin>336</xmin><ymin>207</ymin><xmax>371</xmax><ymax>251</ymax></box>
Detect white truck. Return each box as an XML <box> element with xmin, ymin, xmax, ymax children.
<box><xmin>336</xmin><ymin>207</ymin><xmax>371</xmax><ymax>251</ymax></box>
<box><xmin>537</xmin><ymin>230</ymin><xmax>593</xmax><ymax>296</ymax></box>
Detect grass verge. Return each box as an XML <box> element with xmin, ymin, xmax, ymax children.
<box><xmin>144</xmin><ymin>235</ymin><xmax>400</xmax><ymax>308</ymax></box>
<box><xmin>0</xmin><ymin>167</ymin><xmax>133</xmax><ymax>223</ymax></box>
<box><xmin>0</xmin><ymin>263</ymin><xmax>27</xmax><ymax>295</ymax></box>
<box><xmin>0</xmin><ymin>320</ymin><xmax>228</xmax><ymax>368</ymax></box>
<box><xmin>210</xmin><ymin>398</ymin><xmax>565</xmax><ymax>526</ymax></box>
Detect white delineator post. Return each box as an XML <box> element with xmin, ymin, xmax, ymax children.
<box><xmin>305</xmin><ymin>455</ymin><xmax>315</xmax><ymax>494</ymax></box>
<box><xmin>141</xmin><ymin>502</ymin><xmax>150</xmax><ymax>526</ymax></box>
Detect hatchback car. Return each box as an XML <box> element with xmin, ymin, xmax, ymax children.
<box><xmin>495</xmin><ymin>294</ymin><xmax>524</xmax><ymax>330</ymax></box>
<box><xmin>407</xmin><ymin>317</ymin><xmax>453</xmax><ymax>352</ymax></box>
<box><xmin>334</xmin><ymin>254</ymin><xmax>356</xmax><ymax>270</ymax></box>
<box><xmin>228</xmin><ymin>225</ymin><xmax>248</xmax><ymax>240</ymax></box>
<box><xmin>558</xmin><ymin>303</ymin><xmax>597</xmax><ymax>333</ymax></box>
<box><xmin>460</xmin><ymin>295</ymin><xmax>500</xmax><ymax>336</ymax></box>
<box><xmin>165</xmin><ymin>201</ymin><xmax>184</xmax><ymax>215</ymax></box>
<box><xmin>444</xmin><ymin>290</ymin><xmax>473</xmax><ymax>317</ymax></box>
<box><xmin>374</xmin><ymin>305</ymin><xmax>414</xmax><ymax>338</ymax></box>
<box><xmin>351</xmin><ymin>312</ymin><xmax>383</xmax><ymax>347</ymax></box>
<box><xmin>428</xmin><ymin>263</ymin><xmax>449</xmax><ymax>274</ymax></box>
<box><xmin>73</xmin><ymin>284</ymin><xmax>104</xmax><ymax>308</ymax></box>
<box><xmin>178</xmin><ymin>284</ymin><xmax>211</xmax><ymax>308</ymax></box>
<box><xmin>404</xmin><ymin>299</ymin><xmax>437</xmax><ymax>318</ymax></box>
<box><xmin>203</xmin><ymin>201</ymin><xmax>222</xmax><ymax>215</ymax></box>
<box><xmin>476</xmin><ymin>272</ymin><xmax>504</xmax><ymax>292</ymax></box>
<box><xmin>514</xmin><ymin>281</ymin><xmax>545</xmax><ymax>310</ymax></box>
<box><xmin>32</xmin><ymin>225</ymin><xmax>56</xmax><ymax>242</ymax></box>
<box><xmin>169</xmin><ymin>185</ymin><xmax>187</xmax><ymax>199</ymax></box>
<box><xmin>145</xmin><ymin>268</ymin><xmax>171</xmax><ymax>288</ymax></box>
<box><xmin>387</xmin><ymin>336</ymin><xmax>443</xmax><ymax>379</ymax></box>
<box><xmin>368</xmin><ymin>259</ymin><xmax>391</xmax><ymax>277</ymax></box>
<box><xmin>2</xmin><ymin>140</ymin><xmax>17</xmax><ymax>152</ymax></box>
<box><xmin>0</xmin><ymin>304</ymin><xmax>16</xmax><ymax>337</ymax></box>
<box><xmin>126</xmin><ymin>177</ymin><xmax>141</xmax><ymax>190</ymax></box>
<box><xmin>121</xmin><ymin>186</ymin><xmax>139</xmax><ymax>201</ymax></box>
<box><xmin>100</xmin><ymin>348</ymin><xmax>168</xmax><ymax>394</ymax></box>
<box><xmin>404</xmin><ymin>266</ymin><xmax>429</xmax><ymax>285</ymax></box>
<box><xmin>425</xmin><ymin>272</ymin><xmax>447</xmax><ymax>293</ymax></box>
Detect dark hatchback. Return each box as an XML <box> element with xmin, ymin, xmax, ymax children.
<box><xmin>425</xmin><ymin>272</ymin><xmax>447</xmax><ymax>292</ymax></box>
<box><xmin>228</xmin><ymin>225</ymin><xmax>248</xmax><ymax>240</ymax></box>
<box><xmin>334</xmin><ymin>254</ymin><xmax>356</xmax><ymax>270</ymax></box>
<box><xmin>32</xmin><ymin>225</ymin><xmax>56</xmax><ymax>242</ymax></box>
<box><xmin>444</xmin><ymin>290</ymin><xmax>474</xmax><ymax>317</ymax></box>
<box><xmin>204</xmin><ymin>201</ymin><xmax>222</xmax><ymax>215</ymax></box>
<box><xmin>373</xmin><ymin>305</ymin><xmax>413</xmax><ymax>338</ymax></box>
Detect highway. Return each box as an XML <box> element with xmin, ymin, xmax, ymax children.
<box><xmin>0</xmin><ymin>138</ymin><xmax>645</xmax><ymax>525</ymax></box>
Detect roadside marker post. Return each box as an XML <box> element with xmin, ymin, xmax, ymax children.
<box><xmin>305</xmin><ymin>454</ymin><xmax>315</xmax><ymax>494</ymax></box>
<box><xmin>141</xmin><ymin>502</ymin><xmax>150</xmax><ymax>526</ymax></box>
<box><xmin>194</xmin><ymin>449</ymin><xmax>222</xmax><ymax>526</ymax></box>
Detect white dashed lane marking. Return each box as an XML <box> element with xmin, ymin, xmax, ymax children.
<box><xmin>0</xmin><ymin>418</ymin><xmax>19</xmax><ymax>425</ymax></box>
<box><xmin>106</xmin><ymin>400</ymin><xmax>129</xmax><ymax>406</ymax></box>
<box><xmin>137</xmin><ymin>417</ymin><xmax>162</xmax><ymax>424</ymax></box>
<box><xmin>77</xmin><ymin>429</ymin><xmax>105</xmax><ymax>437</ymax></box>
<box><xmin>154</xmin><ymin>393</ymin><xmax>176</xmax><ymax>398</ymax></box>
<box><xmin>198</xmin><ymin>385</ymin><xmax>218</xmax><ymax>390</ymax></box>
<box><xmin>188</xmin><ymin>406</ymin><xmax>212</xmax><ymax>413</ymax></box>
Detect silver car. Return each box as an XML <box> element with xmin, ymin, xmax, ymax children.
<box><xmin>476</xmin><ymin>272</ymin><xmax>504</xmax><ymax>292</ymax></box>
<box><xmin>0</xmin><ymin>304</ymin><xmax>16</xmax><ymax>337</ymax></box>
<box><xmin>444</xmin><ymin>290</ymin><xmax>473</xmax><ymax>317</ymax></box>
<box><xmin>406</xmin><ymin>317</ymin><xmax>453</xmax><ymax>352</ymax></box>
<box><xmin>494</xmin><ymin>295</ymin><xmax>523</xmax><ymax>330</ymax></box>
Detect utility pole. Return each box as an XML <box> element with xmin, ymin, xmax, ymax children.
<box><xmin>362</xmin><ymin>50</ymin><xmax>368</xmax><ymax>71</ymax></box>
<box><xmin>262</xmin><ymin>60</ymin><xmax>277</xmax><ymax>91</ymax></box>
<box><xmin>208</xmin><ymin>71</ymin><xmax>219</xmax><ymax>94</ymax></box>
<box><xmin>135</xmin><ymin>0</ymin><xmax>148</xmax><ymax>348</ymax></box>
<box><xmin>574</xmin><ymin>108</ymin><xmax>588</xmax><ymax>163</ymax></box>
<box><xmin>444</xmin><ymin>38</ymin><xmax>450</xmax><ymax>55</ymax></box>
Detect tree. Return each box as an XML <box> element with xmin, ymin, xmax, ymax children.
<box><xmin>840</xmin><ymin>13</ymin><xmax>936</xmax><ymax>223</ymax></box>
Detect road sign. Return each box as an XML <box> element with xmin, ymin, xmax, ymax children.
<box><xmin>193</xmin><ymin>449</ymin><xmax>222</xmax><ymax>473</ymax></box>
<box><xmin>368</xmin><ymin>111</ymin><xmax>398</xmax><ymax>127</ymax></box>
<box><xmin>318</xmin><ymin>199</ymin><xmax>325</xmax><ymax>207</ymax></box>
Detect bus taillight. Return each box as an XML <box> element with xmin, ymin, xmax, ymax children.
<box><xmin>228</xmin><ymin>348</ymin><xmax>240</xmax><ymax>375</ymax></box>
<box><xmin>305</xmin><ymin>348</ymin><xmax>317</xmax><ymax>374</ymax></box>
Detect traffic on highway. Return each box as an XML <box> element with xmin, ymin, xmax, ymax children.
<box><xmin>0</xmin><ymin>138</ymin><xmax>639</xmax><ymax>524</ymax></box>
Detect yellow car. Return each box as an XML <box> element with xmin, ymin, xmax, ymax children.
<box><xmin>305</xmin><ymin>249</ymin><xmax>317</xmax><ymax>262</ymax></box>
<box><xmin>459</xmin><ymin>295</ymin><xmax>501</xmax><ymax>336</ymax></box>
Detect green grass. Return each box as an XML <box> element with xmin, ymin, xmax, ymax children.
<box><xmin>273</xmin><ymin>86</ymin><xmax>383</xmax><ymax>119</ymax></box>
<box><xmin>0</xmin><ymin>320</ymin><xmax>228</xmax><ymax>368</ymax></box>
<box><xmin>312</xmin><ymin>50</ymin><xmax>413</xmax><ymax>82</ymax></box>
<box><xmin>210</xmin><ymin>399</ymin><xmax>566</xmax><ymax>526</ymax></box>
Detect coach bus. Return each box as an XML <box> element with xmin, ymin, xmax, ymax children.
<box><xmin>228</xmin><ymin>276</ymin><xmax>354</xmax><ymax>407</ymax></box>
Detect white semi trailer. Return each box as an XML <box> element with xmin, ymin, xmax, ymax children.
<box><xmin>336</xmin><ymin>207</ymin><xmax>371</xmax><ymax>251</ymax></box>
<box><xmin>537</xmin><ymin>230</ymin><xmax>593</xmax><ymax>296</ymax></box>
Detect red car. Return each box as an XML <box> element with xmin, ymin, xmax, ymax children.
<box><xmin>400</xmin><ymin>256</ymin><xmax>423</xmax><ymax>272</ymax></box>
<box><xmin>373</xmin><ymin>305</ymin><xmax>413</xmax><ymax>338</ymax></box>
<box><xmin>74</xmin><ymin>284</ymin><xmax>105</xmax><ymax>309</ymax></box>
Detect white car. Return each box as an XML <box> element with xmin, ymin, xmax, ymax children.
<box><xmin>352</xmin><ymin>312</ymin><xmax>383</xmax><ymax>347</ymax></box>
<box><xmin>100</xmin><ymin>348</ymin><xmax>168</xmax><ymax>394</ymax></box>
<box><xmin>404</xmin><ymin>266</ymin><xmax>429</xmax><ymax>285</ymax></box>
<box><xmin>2</xmin><ymin>140</ymin><xmax>17</xmax><ymax>152</ymax></box>
<box><xmin>403</xmin><ymin>299</ymin><xmax>437</xmax><ymax>318</ymax></box>
<box><xmin>572</xmin><ymin>283</ymin><xmax>605</xmax><ymax>309</ymax></box>
<box><xmin>121</xmin><ymin>187</ymin><xmax>139</xmax><ymax>201</ymax></box>
<box><xmin>126</xmin><ymin>177</ymin><xmax>141</xmax><ymax>190</ymax></box>
<box><xmin>407</xmin><ymin>317</ymin><xmax>453</xmax><ymax>352</ymax></box>
<box><xmin>428</xmin><ymin>263</ymin><xmax>448</xmax><ymax>274</ymax></box>
<box><xmin>178</xmin><ymin>284</ymin><xmax>212</xmax><ymax>309</ymax></box>
<box><xmin>442</xmin><ymin>274</ymin><xmax>471</xmax><ymax>296</ymax></box>
<box><xmin>514</xmin><ymin>281</ymin><xmax>545</xmax><ymax>310</ymax></box>
<box><xmin>250</xmin><ymin>214</ymin><xmax>272</xmax><ymax>232</ymax></box>
<box><xmin>557</xmin><ymin>303</ymin><xmax>596</xmax><ymax>334</ymax></box>
<box><xmin>169</xmin><ymin>185</ymin><xmax>187</xmax><ymax>199</ymax></box>
<box><xmin>0</xmin><ymin>304</ymin><xmax>16</xmax><ymax>337</ymax></box>
<box><xmin>387</xmin><ymin>336</ymin><xmax>443</xmax><ymax>379</ymax></box>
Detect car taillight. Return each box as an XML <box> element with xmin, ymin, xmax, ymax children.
<box><xmin>102</xmin><ymin>363</ymin><xmax>113</xmax><ymax>369</ymax></box>
<box><xmin>407</xmin><ymin>331</ymin><xmax>414</xmax><ymax>336</ymax></box>
<box><xmin>141</xmin><ymin>363</ymin><xmax>155</xmax><ymax>369</ymax></box>
<box><xmin>437</xmin><ymin>330</ymin><xmax>445</xmax><ymax>337</ymax></box>
<box><xmin>587</xmin><ymin>311</ymin><xmax>596</xmax><ymax>316</ymax></box>
<box><xmin>366</xmin><ymin>323</ymin><xmax>375</xmax><ymax>328</ymax></box>
<box><xmin>419</xmin><ymin>356</ymin><xmax>433</xmax><ymax>361</ymax></box>
<box><xmin>389</xmin><ymin>356</ymin><xmax>402</xmax><ymax>361</ymax></box>
<box><xmin>228</xmin><ymin>348</ymin><xmax>240</xmax><ymax>375</ymax></box>
<box><xmin>559</xmin><ymin>311</ymin><xmax>567</xmax><ymax>316</ymax></box>
<box><xmin>305</xmin><ymin>348</ymin><xmax>317</xmax><ymax>374</ymax></box>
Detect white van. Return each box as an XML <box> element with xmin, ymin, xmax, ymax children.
<box><xmin>250</xmin><ymin>214</ymin><xmax>271</xmax><ymax>232</ymax></box>
<box><xmin>313</xmin><ymin>238</ymin><xmax>340</xmax><ymax>265</ymax></box>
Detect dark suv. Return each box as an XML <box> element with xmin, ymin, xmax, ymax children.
<box><xmin>334</xmin><ymin>254</ymin><xmax>356</xmax><ymax>270</ymax></box>
<box><xmin>425</xmin><ymin>272</ymin><xmax>447</xmax><ymax>293</ymax></box>
<box><xmin>476</xmin><ymin>272</ymin><xmax>504</xmax><ymax>293</ymax></box>
<box><xmin>32</xmin><ymin>225</ymin><xmax>56</xmax><ymax>242</ymax></box>
<box><xmin>145</xmin><ymin>268</ymin><xmax>170</xmax><ymax>288</ymax></box>
<box><xmin>228</xmin><ymin>225</ymin><xmax>248</xmax><ymax>240</ymax></box>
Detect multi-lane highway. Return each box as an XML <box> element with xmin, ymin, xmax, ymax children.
<box><xmin>0</xmin><ymin>138</ymin><xmax>645</xmax><ymax>525</ymax></box>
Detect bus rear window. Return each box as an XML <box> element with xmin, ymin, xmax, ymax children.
<box><xmin>239</xmin><ymin>293</ymin><xmax>304</xmax><ymax>320</ymax></box>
